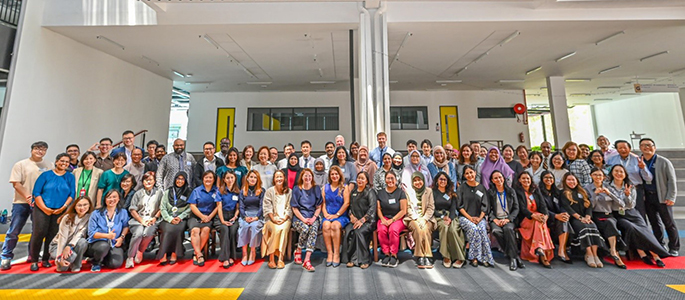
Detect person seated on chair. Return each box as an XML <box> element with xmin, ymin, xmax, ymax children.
<box><xmin>432</xmin><ymin>171</ymin><xmax>467</xmax><ymax>268</ymax></box>
<box><xmin>188</xmin><ymin>170</ymin><xmax>220</xmax><ymax>267</ymax></box>
<box><xmin>322</xmin><ymin>166</ymin><xmax>350</xmax><ymax>268</ymax></box>
<box><xmin>261</xmin><ymin>170</ymin><xmax>292</xmax><ymax>269</ymax></box>
<box><xmin>376</xmin><ymin>171</ymin><xmax>407</xmax><ymax>268</ymax></box>
<box><xmin>487</xmin><ymin>170</ymin><xmax>523</xmax><ymax>271</ymax></box>
<box><xmin>342</xmin><ymin>172</ymin><xmax>376</xmax><ymax>269</ymax></box>
<box><xmin>404</xmin><ymin>172</ymin><xmax>436</xmax><ymax>269</ymax></box>
<box><xmin>126</xmin><ymin>172</ymin><xmax>162</xmax><ymax>268</ymax></box>
<box><xmin>291</xmin><ymin>169</ymin><xmax>323</xmax><ymax>272</ymax></box>
<box><xmin>156</xmin><ymin>172</ymin><xmax>192</xmax><ymax>266</ymax></box>
<box><xmin>514</xmin><ymin>171</ymin><xmax>554</xmax><ymax>269</ymax></box>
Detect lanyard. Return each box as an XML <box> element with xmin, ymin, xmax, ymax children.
<box><xmin>78</xmin><ymin>169</ymin><xmax>92</xmax><ymax>196</ymax></box>
<box><xmin>173</xmin><ymin>189</ymin><xmax>178</xmax><ymax>207</ymax></box>
<box><xmin>497</xmin><ymin>190</ymin><xmax>507</xmax><ymax>211</ymax></box>
<box><xmin>105</xmin><ymin>210</ymin><xmax>116</xmax><ymax>231</ymax></box>
<box><xmin>645</xmin><ymin>155</ymin><xmax>656</xmax><ymax>170</ymax></box>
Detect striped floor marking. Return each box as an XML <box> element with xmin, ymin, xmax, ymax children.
<box><xmin>1</xmin><ymin>288</ymin><xmax>244</xmax><ymax>299</ymax></box>
<box><xmin>667</xmin><ymin>285</ymin><xmax>685</xmax><ymax>294</ymax></box>
<box><xmin>0</xmin><ymin>233</ymin><xmax>31</xmax><ymax>242</ymax></box>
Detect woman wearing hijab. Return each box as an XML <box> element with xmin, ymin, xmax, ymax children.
<box><xmin>479</xmin><ymin>147</ymin><xmax>515</xmax><ymax>190</ymax></box>
<box><xmin>332</xmin><ymin>146</ymin><xmax>357</xmax><ymax>184</ymax></box>
<box><xmin>391</xmin><ymin>152</ymin><xmax>404</xmax><ymax>179</ymax></box>
<box><xmin>427</xmin><ymin>146</ymin><xmax>458</xmax><ymax>189</ymax></box>
<box><xmin>354</xmin><ymin>146</ymin><xmax>378</xmax><ymax>181</ymax></box>
<box><xmin>281</xmin><ymin>153</ymin><xmax>302</xmax><ymax>189</ymax></box>
<box><xmin>402</xmin><ymin>150</ymin><xmax>432</xmax><ymax>190</ymax></box>
<box><xmin>157</xmin><ymin>171</ymin><xmax>192</xmax><ymax>265</ymax></box>
<box><xmin>404</xmin><ymin>172</ymin><xmax>436</xmax><ymax>269</ymax></box>
<box><xmin>313</xmin><ymin>158</ymin><xmax>328</xmax><ymax>186</ymax></box>
<box><xmin>374</xmin><ymin>153</ymin><xmax>395</xmax><ymax>191</ymax></box>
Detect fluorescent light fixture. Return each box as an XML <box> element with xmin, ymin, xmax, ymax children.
<box><xmin>632</xmin><ymin>78</ymin><xmax>656</xmax><ymax>82</ymax></box>
<box><xmin>597</xmin><ymin>86</ymin><xmax>622</xmax><ymax>89</ymax></box>
<box><xmin>620</xmin><ymin>93</ymin><xmax>637</xmax><ymax>96</ymax></box>
<box><xmin>246</xmin><ymin>82</ymin><xmax>272</xmax><ymax>85</ymax></box>
<box><xmin>669</xmin><ymin>67</ymin><xmax>685</xmax><ymax>74</ymax></box>
<box><xmin>555</xmin><ymin>51</ymin><xmax>576</xmax><ymax>62</ymax></box>
<box><xmin>526</xmin><ymin>66</ymin><xmax>542</xmax><ymax>75</ymax></box>
<box><xmin>455</xmin><ymin>67</ymin><xmax>467</xmax><ymax>76</ymax></box>
<box><xmin>540</xmin><ymin>87</ymin><xmax>548</xmax><ymax>90</ymax></box>
<box><xmin>172</xmin><ymin>70</ymin><xmax>186</xmax><ymax>78</ymax></box>
<box><xmin>499</xmin><ymin>31</ymin><xmax>520</xmax><ymax>47</ymax></box>
<box><xmin>141</xmin><ymin>55</ymin><xmax>159</xmax><ymax>66</ymax></box>
<box><xmin>595</xmin><ymin>31</ymin><xmax>625</xmax><ymax>45</ymax></box>
<box><xmin>565</xmin><ymin>78</ymin><xmax>591</xmax><ymax>82</ymax></box>
<box><xmin>473</xmin><ymin>52</ymin><xmax>488</xmax><ymax>63</ymax></box>
<box><xmin>202</xmin><ymin>34</ymin><xmax>220</xmax><ymax>49</ymax></box>
<box><xmin>242</xmin><ymin>67</ymin><xmax>255</xmax><ymax>78</ymax></box>
<box><xmin>640</xmin><ymin>51</ymin><xmax>668</xmax><ymax>62</ymax></box>
<box><xmin>310</xmin><ymin>81</ymin><xmax>336</xmax><ymax>84</ymax></box>
<box><xmin>96</xmin><ymin>35</ymin><xmax>125</xmax><ymax>50</ymax></box>
<box><xmin>570</xmin><ymin>93</ymin><xmax>591</xmax><ymax>97</ymax></box>
<box><xmin>172</xmin><ymin>90</ymin><xmax>190</xmax><ymax>98</ymax></box>
<box><xmin>498</xmin><ymin>79</ymin><xmax>524</xmax><ymax>83</ymax></box>
<box><xmin>594</xmin><ymin>98</ymin><xmax>612</xmax><ymax>101</ymax></box>
<box><xmin>436</xmin><ymin>80</ymin><xmax>462</xmax><ymax>84</ymax></box>
<box><xmin>526</xmin><ymin>93</ymin><xmax>542</xmax><ymax>97</ymax></box>
<box><xmin>318</xmin><ymin>68</ymin><xmax>324</xmax><ymax>77</ymax></box>
<box><xmin>389</xmin><ymin>81</ymin><xmax>398</xmax><ymax>84</ymax></box>
<box><xmin>598</xmin><ymin>65</ymin><xmax>621</xmax><ymax>74</ymax></box>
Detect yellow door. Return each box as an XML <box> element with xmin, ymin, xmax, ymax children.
<box><xmin>440</xmin><ymin>106</ymin><xmax>459</xmax><ymax>147</ymax></box>
<box><xmin>216</xmin><ymin>108</ymin><xmax>235</xmax><ymax>148</ymax></box>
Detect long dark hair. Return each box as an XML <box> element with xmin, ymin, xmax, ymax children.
<box><xmin>607</xmin><ymin>164</ymin><xmax>633</xmax><ymax>187</ymax></box>
<box><xmin>432</xmin><ymin>171</ymin><xmax>456</xmax><ymax>198</ymax></box>
<box><xmin>58</xmin><ymin>196</ymin><xmax>93</xmax><ymax>225</ymax></box>
<box><xmin>586</xmin><ymin>149</ymin><xmax>605</xmax><ymax>167</ymax></box>
<box><xmin>550</xmin><ymin>152</ymin><xmax>567</xmax><ymax>170</ymax></box>
<box><xmin>561</xmin><ymin>173</ymin><xmax>590</xmax><ymax>208</ymax></box>
<box><xmin>99</xmin><ymin>189</ymin><xmax>124</xmax><ymax>213</ymax></box>
<box><xmin>539</xmin><ymin>170</ymin><xmax>559</xmax><ymax>197</ymax></box>
<box><xmin>514</xmin><ymin>171</ymin><xmax>537</xmax><ymax>193</ymax></box>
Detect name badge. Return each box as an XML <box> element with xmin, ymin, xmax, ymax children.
<box><xmin>645</xmin><ymin>181</ymin><xmax>652</xmax><ymax>185</ymax></box>
<box><xmin>187</xmin><ymin>161</ymin><xmax>192</xmax><ymax>166</ymax></box>
<box><xmin>180</xmin><ymin>195</ymin><xmax>187</xmax><ymax>201</ymax></box>
<box><xmin>212</xmin><ymin>193</ymin><xmax>217</xmax><ymax>200</ymax></box>
<box><xmin>235</xmin><ymin>171</ymin><xmax>241</xmax><ymax>175</ymax></box>
<box><xmin>265</xmin><ymin>171</ymin><xmax>273</xmax><ymax>175</ymax></box>
<box><xmin>529</xmin><ymin>194</ymin><xmax>534</xmax><ymax>200</ymax></box>
<box><xmin>388</xmin><ymin>198</ymin><xmax>396</xmax><ymax>205</ymax></box>
<box><xmin>232</xmin><ymin>195</ymin><xmax>239</xmax><ymax>201</ymax></box>
<box><xmin>80</xmin><ymin>189</ymin><xmax>86</xmax><ymax>197</ymax></box>
<box><xmin>352</xmin><ymin>193</ymin><xmax>358</xmax><ymax>197</ymax></box>
<box><xmin>107</xmin><ymin>221</ymin><xmax>114</xmax><ymax>229</ymax></box>
<box><xmin>442</xmin><ymin>193</ymin><xmax>450</xmax><ymax>200</ymax></box>
<box><xmin>577</xmin><ymin>193</ymin><xmax>583</xmax><ymax>199</ymax></box>
<box><xmin>475</xmin><ymin>190</ymin><xmax>484</xmax><ymax>198</ymax></box>
<box><xmin>341</xmin><ymin>168</ymin><xmax>345</xmax><ymax>172</ymax></box>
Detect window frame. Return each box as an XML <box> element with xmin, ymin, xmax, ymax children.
<box><xmin>389</xmin><ymin>106</ymin><xmax>429</xmax><ymax>130</ymax></box>
<box><xmin>246</xmin><ymin>107</ymin><xmax>339</xmax><ymax>131</ymax></box>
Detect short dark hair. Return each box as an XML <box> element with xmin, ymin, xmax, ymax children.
<box><xmin>203</xmin><ymin>141</ymin><xmax>215</xmax><ymax>148</ymax></box>
<box><xmin>122</xmin><ymin>130</ymin><xmax>134</xmax><ymax>136</ymax></box>
<box><xmin>121</xmin><ymin>173</ymin><xmax>137</xmax><ymax>191</ymax></box>
<box><xmin>66</xmin><ymin>144</ymin><xmax>79</xmax><ymax>151</ymax></box>
<box><xmin>156</xmin><ymin>145</ymin><xmax>166</xmax><ymax>151</ymax></box>
<box><xmin>614</xmin><ymin>139</ymin><xmax>631</xmax><ymax>150</ymax></box>
<box><xmin>325</xmin><ymin>141</ymin><xmax>335</xmax><ymax>148</ymax></box>
<box><xmin>99</xmin><ymin>137</ymin><xmax>113</xmax><ymax>144</ymax></box>
<box><xmin>31</xmin><ymin>141</ymin><xmax>48</xmax><ymax>150</ymax></box>
<box><xmin>146</xmin><ymin>140</ymin><xmax>158</xmax><ymax>148</ymax></box>
<box><xmin>421</xmin><ymin>139</ymin><xmax>432</xmax><ymax>148</ymax></box>
<box><xmin>55</xmin><ymin>153</ymin><xmax>70</xmax><ymax>162</ymax></box>
<box><xmin>283</xmin><ymin>143</ymin><xmax>294</xmax><ymax>150</ymax></box>
<box><xmin>639</xmin><ymin>138</ymin><xmax>656</xmax><ymax>147</ymax></box>
<box><xmin>112</xmin><ymin>152</ymin><xmax>127</xmax><ymax>161</ymax></box>
<box><xmin>269</xmin><ymin>147</ymin><xmax>278</xmax><ymax>152</ymax></box>
<box><xmin>301</xmin><ymin>140</ymin><xmax>311</xmax><ymax>147</ymax></box>
<box><xmin>406</xmin><ymin>139</ymin><xmax>417</xmax><ymax>147</ymax></box>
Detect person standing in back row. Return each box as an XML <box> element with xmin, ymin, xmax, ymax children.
<box><xmin>639</xmin><ymin>138</ymin><xmax>679</xmax><ymax>256</ymax></box>
<box><xmin>156</xmin><ymin>139</ymin><xmax>196</xmax><ymax>190</ymax></box>
<box><xmin>369</xmin><ymin>132</ymin><xmax>395</xmax><ymax>167</ymax></box>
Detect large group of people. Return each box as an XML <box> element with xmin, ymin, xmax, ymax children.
<box><xmin>0</xmin><ymin>130</ymin><xmax>679</xmax><ymax>273</ymax></box>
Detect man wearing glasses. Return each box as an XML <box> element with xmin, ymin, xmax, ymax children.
<box><xmin>640</xmin><ymin>138</ymin><xmax>679</xmax><ymax>256</ymax></box>
<box><xmin>93</xmin><ymin>138</ymin><xmax>114</xmax><ymax>171</ymax></box>
<box><xmin>111</xmin><ymin>130</ymin><xmax>143</xmax><ymax>166</ymax></box>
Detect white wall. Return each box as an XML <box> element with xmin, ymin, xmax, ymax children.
<box><xmin>594</xmin><ymin>93</ymin><xmax>685</xmax><ymax>149</ymax></box>
<box><xmin>0</xmin><ymin>0</ymin><xmax>172</xmax><ymax>209</ymax></box>
<box><xmin>187</xmin><ymin>91</ymin><xmax>353</xmax><ymax>152</ymax></box>
<box><xmin>389</xmin><ymin>90</ymin><xmax>529</xmax><ymax>150</ymax></box>
<box><xmin>187</xmin><ymin>90</ymin><xmax>528</xmax><ymax>153</ymax></box>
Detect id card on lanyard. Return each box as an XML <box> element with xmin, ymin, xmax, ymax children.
<box><xmin>497</xmin><ymin>190</ymin><xmax>507</xmax><ymax>214</ymax></box>
<box><xmin>172</xmin><ymin>189</ymin><xmax>179</xmax><ymax>216</ymax></box>
<box><xmin>106</xmin><ymin>210</ymin><xmax>116</xmax><ymax>248</ymax></box>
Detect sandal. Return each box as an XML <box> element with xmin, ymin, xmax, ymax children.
<box><xmin>294</xmin><ymin>249</ymin><xmax>303</xmax><ymax>265</ymax></box>
<box><xmin>302</xmin><ymin>260</ymin><xmax>315</xmax><ymax>272</ymax></box>
<box><xmin>197</xmin><ymin>255</ymin><xmax>205</xmax><ymax>267</ymax></box>
<box><xmin>277</xmin><ymin>260</ymin><xmax>285</xmax><ymax>269</ymax></box>
<box><xmin>223</xmin><ymin>261</ymin><xmax>232</xmax><ymax>269</ymax></box>
<box><xmin>611</xmin><ymin>255</ymin><xmax>626</xmax><ymax>269</ymax></box>
<box><xmin>192</xmin><ymin>255</ymin><xmax>198</xmax><ymax>266</ymax></box>
<box><xmin>585</xmin><ymin>255</ymin><xmax>597</xmax><ymax>268</ymax></box>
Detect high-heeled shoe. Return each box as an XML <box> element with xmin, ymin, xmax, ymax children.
<box><xmin>641</xmin><ymin>256</ymin><xmax>654</xmax><ymax>265</ymax></box>
<box><xmin>611</xmin><ymin>255</ymin><xmax>626</xmax><ymax>269</ymax></box>
<box><xmin>655</xmin><ymin>259</ymin><xmax>666</xmax><ymax>268</ymax></box>
<box><xmin>585</xmin><ymin>255</ymin><xmax>597</xmax><ymax>268</ymax></box>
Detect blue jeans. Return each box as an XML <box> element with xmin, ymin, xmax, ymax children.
<box><xmin>1</xmin><ymin>203</ymin><xmax>32</xmax><ymax>260</ymax></box>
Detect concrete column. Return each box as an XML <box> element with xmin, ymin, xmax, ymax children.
<box><xmin>679</xmin><ymin>88</ymin><xmax>685</xmax><ymax>131</ymax></box>
<box><xmin>546</xmin><ymin>76</ymin><xmax>572</xmax><ymax>147</ymax></box>
<box><xmin>357</xmin><ymin>2</ymin><xmax>390</xmax><ymax>148</ymax></box>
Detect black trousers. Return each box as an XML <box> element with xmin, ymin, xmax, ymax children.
<box><xmin>29</xmin><ymin>208</ymin><xmax>62</xmax><ymax>263</ymax></box>
<box><xmin>490</xmin><ymin>221</ymin><xmax>518</xmax><ymax>259</ymax></box>
<box><xmin>218</xmin><ymin>210</ymin><xmax>239</xmax><ymax>262</ymax></box>
<box><xmin>645</xmin><ymin>190</ymin><xmax>679</xmax><ymax>251</ymax></box>
<box><xmin>635</xmin><ymin>185</ymin><xmax>646</xmax><ymax>220</ymax></box>
<box><xmin>341</xmin><ymin>222</ymin><xmax>374</xmax><ymax>265</ymax></box>
<box><xmin>86</xmin><ymin>240</ymin><xmax>125</xmax><ymax>268</ymax></box>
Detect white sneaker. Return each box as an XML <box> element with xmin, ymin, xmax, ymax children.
<box><xmin>125</xmin><ymin>257</ymin><xmax>134</xmax><ymax>269</ymax></box>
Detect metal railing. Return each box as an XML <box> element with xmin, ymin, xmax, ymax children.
<box><xmin>0</xmin><ymin>0</ymin><xmax>20</xmax><ymax>27</ymax></box>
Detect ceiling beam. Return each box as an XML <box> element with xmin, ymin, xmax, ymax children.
<box><xmin>142</xmin><ymin>1</ymin><xmax>167</xmax><ymax>13</ymax></box>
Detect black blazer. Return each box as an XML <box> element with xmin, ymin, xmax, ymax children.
<box><xmin>514</xmin><ymin>186</ymin><xmax>548</xmax><ymax>224</ymax></box>
<box><xmin>193</xmin><ymin>158</ymin><xmax>225</xmax><ymax>188</ymax></box>
<box><xmin>487</xmin><ymin>186</ymin><xmax>519</xmax><ymax>223</ymax></box>
<box><xmin>540</xmin><ymin>187</ymin><xmax>565</xmax><ymax>220</ymax></box>
<box><xmin>560</xmin><ymin>189</ymin><xmax>591</xmax><ymax>217</ymax></box>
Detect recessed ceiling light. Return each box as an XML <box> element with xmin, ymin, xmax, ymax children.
<box><xmin>525</xmin><ymin>66</ymin><xmax>542</xmax><ymax>75</ymax></box>
<box><xmin>640</xmin><ymin>51</ymin><xmax>668</xmax><ymax>62</ymax></box>
<box><xmin>172</xmin><ymin>70</ymin><xmax>186</xmax><ymax>78</ymax></box>
<box><xmin>141</xmin><ymin>55</ymin><xmax>160</xmax><ymax>66</ymax></box>
<box><xmin>620</xmin><ymin>93</ymin><xmax>637</xmax><ymax>96</ymax></box>
<box><xmin>96</xmin><ymin>35</ymin><xmax>125</xmax><ymax>50</ymax></box>
<box><xmin>669</xmin><ymin>67</ymin><xmax>685</xmax><ymax>74</ymax></box>
<box><xmin>570</xmin><ymin>93</ymin><xmax>591</xmax><ymax>97</ymax></box>
<box><xmin>526</xmin><ymin>93</ymin><xmax>542</xmax><ymax>97</ymax></box>
<box><xmin>499</xmin><ymin>31</ymin><xmax>520</xmax><ymax>47</ymax></box>
<box><xmin>597</xmin><ymin>86</ymin><xmax>622</xmax><ymax>89</ymax></box>
<box><xmin>436</xmin><ymin>80</ymin><xmax>462</xmax><ymax>84</ymax></box>
<box><xmin>310</xmin><ymin>81</ymin><xmax>336</xmax><ymax>84</ymax></box>
<box><xmin>498</xmin><ymin>79</ymin><xmax>524</xmax><ymax>83</ymax></box>
<box><xmin>455</xmin><ymin>67</ymin><xmax>467</xmax><ymax>76</ymax></box>
<box><xmin>555</xmin><ymin>52</ymin><xmax>576</xmax><ymax>62</ymax></box>
<box><xmin>565</xmin><ymin>78</ymin><xmax>591</xmax><ymax>82</ymax></box>
<box><xmin>595</xmin><ymin>31</ymin><xmax>625</xmax><ymax>46</ymax></box>
<box><xmin>473</xmin><ymin>52</ymin><xmax>489</xmax><ymax>64</ymax></box>
<box><xmin>389</xmin><ymin>81</ymin><xmax>398</xmax><ymax>84</ymax></box>
<box><xmin>594</xmin><ymin>98</ymin><xmax>612</xmax><ymax>101</ymax></box>
<box><xmin>246</xmin><ymin>82</ymin><xmax>272</xmax><ymax>85</ymax></box>
<box><xmin>202</xmin><ymin>34</ymin><xmax>220</xmax><ymax>49</ymax></box>
<box><xmin>598</xmin><ymin>65</ymin><xmax>621</xmax><ymax>74</ymax></box>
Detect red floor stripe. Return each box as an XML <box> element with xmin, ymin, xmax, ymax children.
<box><xmin>0</xmin><ymin>258</ymin><xmax>263</xmax><ymax>274</ymax></box>
<box><xmin>604</xmin><ymin>256</ymin><xmax>685</xmax><ymax>270</ymax></box>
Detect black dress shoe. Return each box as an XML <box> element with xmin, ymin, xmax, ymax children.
<box><xmin>41</xmin><ymin>261</ymin><xmax>52</xmax><ymax>268</ymax></box>
<box><xmin>30</xmin><ymin>263</ymin><xmax>39</xmax><ymax>272</ymax></box>
<box><xmin>558</xmin><ymin>255</ymin><xmax>573</xmax><ymax>264</ymax></box>
<box><xmin>516</xmin><ymin>258</ymin><xmax>526</xmax><ymax>269</ymax></box>
<box><xmin>641</xmin><ymin>256</ymin><xmax>654</xmax><ymax>265</ymax></box>
<box><xmin>656</xmin><ymin>259</ymin><xmax>666</xmax><ymax>268</ymax></box>
<box><xmin>470</xmin><ymin>260</ymin><xmax>478</xmax><ymax>268</ymax></box>
<box><xmin>509</xmin><ymin>259</ymin><xmax>518</xmax><ymax>271</ymax></box>
<box><xmin>669</xmin><ymin>250</ymin><xmax>679</xmax><ymax>257</ymax></box>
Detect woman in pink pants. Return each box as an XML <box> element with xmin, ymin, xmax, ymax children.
<box><xmin>376</xmin><ymin>172</ymin><xmax>407</xmax><ymax>268</ymax></box>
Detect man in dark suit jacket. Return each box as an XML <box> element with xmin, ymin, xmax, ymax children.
<box><xmin>193</xmin><ymin>141</ymin><xmax>225</xmax><ymax>188</ymax></box>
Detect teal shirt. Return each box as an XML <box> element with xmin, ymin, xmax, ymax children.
<box><xmin>97</xmin><ymin>169</ymin><xmax>130</xmax><ymax>199</ymax></box>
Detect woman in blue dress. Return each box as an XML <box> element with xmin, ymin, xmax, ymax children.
<box><xmin>322</xmin><ymin>165</ymin><xmax>350</xmax><ymax>267</ymax></box>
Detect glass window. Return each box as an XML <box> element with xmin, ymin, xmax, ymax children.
<box><xmin>390</xmin><ymin>106</ymin><xmax>428</xmax><ymax>130</ymax></box>
<box><xmin>247</xmin><ymin>107</ymin><xmax>339</xmax><ymax>131</ymax></box>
